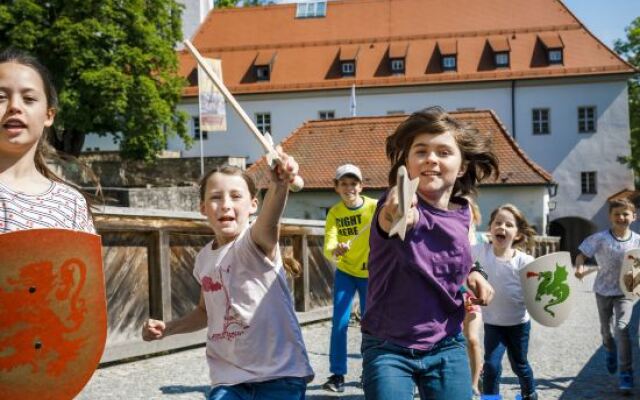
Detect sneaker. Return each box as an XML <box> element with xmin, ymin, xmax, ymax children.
<box><xmin>619</xmin><ymin>371</ymin><xmax>634</xmax><ymax>394</ymax></box>
<box><xmin>606</xmin><ymin>349</ymin><xmax>618</xmax><ymax>375</ymax></box>
<box><xmin>322</xmin><ymin>374</ymin><xmax>345</xmax><ymax>393</ymax></box>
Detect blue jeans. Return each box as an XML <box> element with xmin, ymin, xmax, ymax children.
<box><xmin>207</xmin><ymin>377</ymin><xmax>306</xmax><ymax>400</ymax></box>
<box><xmin>483</xmin><ymin>321</ymin><xmax>536</xmax><ymax>397</ymax></box>
<box><xmin>361</xmin><ymin>332</ymin><xmax>472</xmax><ymax>400</ymax></box>
<box><xmin>329</xmin><ymin>268</ymin><xmax>368</xmax><ymax>375</ymax></box>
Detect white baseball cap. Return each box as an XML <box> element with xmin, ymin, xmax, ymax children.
<box><xmin>335</xmin><ymin>164</ymin><xmax>363</xmax><ymax>181</ymax></box>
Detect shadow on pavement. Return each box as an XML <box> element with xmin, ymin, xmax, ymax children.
<box><xmin>160</xmin><ymin>385</ymin><xmax>209</xmax><ymax>398</ymax></box>
<box><xmin>557</xmin><ymin>300</ymin><xmax>640</xmax><ymax>400</ymax></box>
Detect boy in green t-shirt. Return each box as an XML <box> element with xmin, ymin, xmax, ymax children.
<box><xmin>322</xmin><ymin>164</ymin><xmax>377</xmax><ymax>392</ymax></box>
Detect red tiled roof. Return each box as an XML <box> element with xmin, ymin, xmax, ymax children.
<box><xmin>246</xmin><ymin>110</ymin><xmax>553</xmax><ymax>190</ymax></box>
<box><xmin>180</xmin><ymin>0</ymin><xmax>635</xmax><ymax>96</ymax></box>
<box><xmin>488</xmin><ymin>37</ymin><xmax>510</xmax><ymax>53</ymax></box>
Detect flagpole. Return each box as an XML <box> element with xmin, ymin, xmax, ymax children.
<box><xmin>199</xmin><ymin>124</ymin><xmax>204</xmax><ymax>176</ymax></box>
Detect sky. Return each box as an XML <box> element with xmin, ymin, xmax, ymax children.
<box><xmin>561</xmin><ymin>0</ymin><xmax>639</xmax><ymax>48</ymax></box>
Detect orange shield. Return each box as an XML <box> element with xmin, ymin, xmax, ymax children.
<box><xmin>0</xmin><ymin>229</ymin><xmax>106</xmax><ymax>400</ymax></box>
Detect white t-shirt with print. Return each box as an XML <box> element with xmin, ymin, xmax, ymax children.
<box><xmin>472</xmin><ymin>242</ymin><xmax>534</xmax><ymax>326</ymax></box>
<box><xmin>578</xmin><ymin>229</ymin><xmax>640</xmax><ymax>297</ymax></box>
<box><xmin>192</xmin><ymin>225</ymin><xmax>314</xmax><ymax>387</ymax></box>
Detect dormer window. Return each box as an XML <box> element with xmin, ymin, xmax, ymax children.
<box><xmin>296</xmin><ymin>1</ymin><xmax>326</xmax><ymax>18</ymax></box>
<box><xmin>255</xmin><ymin>66</ymin><xmax>270</xmax><ymax>81</ymax></box>
<box><xmin>488</xmin><ymin>37</ymin><xmax>510</xmax><ymax>68</ymax></box>
<box><xmin>253</xmin><ymin>51</ymin><xmax>276</xmax><ymax>81</ymax></box>
<box><xmin>442</xmin><ymin>55</ymin><xmax>456</xmax><ymax>71</ymax></box>
<box><xmin>339</xmin><ymin>45</ymin><xmax>359</xmax><ymax>77</ymax></box>
<box><xmin>437</xmin><ymin>40</ymin><xmax>457</xmax><ymax>72</ymax></box>
<box><xmin>495</xmin><ymin>52</ymin><xmax>509</xmax><ymax>67</ymax></box>
<box><xmin>548</xmin><ymin>49</ymin><xmax>563</xmax><ymax>64</ymax></box>
<box><xmin>341</xmin><ymin>62</ymin><xmax>355</xmax><ymax>76</ymax></box>
<box><xmin>538</xmin><ymin>34</ymin><xmax>564</xmax><ymax>65</ymax></box>
<box><xmin>391</xmin><ymin>59</ymin><xmax>405</xmax><ymax>74</ymax></box>
<box><xmin>389</xmin><ymin>43</ymin><xmax>408</xmax><ymax>75</ymax></box>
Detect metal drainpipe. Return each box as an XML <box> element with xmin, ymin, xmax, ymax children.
<box><xmin>511</xmin><ymin>80</ymin><xmax>516</xmax><ymax>140</ymax></box>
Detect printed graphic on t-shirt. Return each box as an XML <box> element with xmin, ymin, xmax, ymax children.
<box><xmin>202</xmin><ymin>266</ymin><xmax>249</xmax><ymax>342</ymax></box>
<box><xmin>335</xmin><ymin>214</ymin><xmax>364</xmax><ymax>236</ymax></box>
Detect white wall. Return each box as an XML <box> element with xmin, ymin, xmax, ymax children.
<box><xmin>283</xmin><ymin>185</ymin><xmax>549</xmax><ymax>235</ymax></box>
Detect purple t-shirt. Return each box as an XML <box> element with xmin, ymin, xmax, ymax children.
<box><xmin>361</xmin><ymin>194</ymin><xmax>472</xmax><ymax>350</ymax></box>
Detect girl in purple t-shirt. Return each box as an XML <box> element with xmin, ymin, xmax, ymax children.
<box><xmin>361</xmin><ymin>106</ymin><xmax>498</xmax><ymax>400</ymax></box>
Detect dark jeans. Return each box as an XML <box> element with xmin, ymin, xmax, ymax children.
<box><xmin>483</xmin><ymin>321</ymin><xmax>536</xmax><ymax>397</ymax></box>
<box><xmin>207</xmin><ymin>377</ymin><xmax>306</xmax><ymax>400</ymax></box>
<box><xmin>361</xmin><ymin>332</ymin><xmax>472</xmax><ymax>400</ymax></box>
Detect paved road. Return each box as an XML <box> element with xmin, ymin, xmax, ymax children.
<box><xmin>78</xmin><ymin>274</ymin><xmax>639</xmax><ymax>399</ymax></box>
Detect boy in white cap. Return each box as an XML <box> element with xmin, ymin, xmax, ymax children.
<box><xmin>322</xmin><ymin>164</ymin><xmax>377</xmax><ymax>392</ymax></box>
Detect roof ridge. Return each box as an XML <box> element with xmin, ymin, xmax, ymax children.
<box><xmin>486</xmin><ymin>110</ymin><xmax>553</xmax><ymax>183</ymax></box>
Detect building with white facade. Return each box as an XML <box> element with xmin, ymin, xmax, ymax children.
<box><xmin>83</xmin><ymin>0</ymin><xmax>636</xmax><ymax>253</ymax></box>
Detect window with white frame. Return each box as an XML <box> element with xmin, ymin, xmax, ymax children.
<box><xmin>296</xmin><ymin>1</ymin><xmax>326</xmax><ymax>18</ymax></box>
<box><xmin>442</xmin><ymin>55</ymin><xmax>456</xmax><ymax>71</ymax></box>
<box><xmin>532</xmin><ymin>108</ymin><xmax>550</xmax><ymax>135</ymax></box>
<box><xmin>319</xmin><ymin>110</ymin><xmax>335</xmax><ymax>120</ymax></box>
<box><xmin>255</xmin><ymin>112</ymin><xmax>271</xmax><ymax>134</ymax></box>
<box><xmin>581</xmin><ymin>171</ymin><xmax>597</xmax><ymax>194</ymax></box>
<box><xmin>341</xmin><ymin>61</ymin><xmax>355</xmax><ymax>76</ymax></box>
<box><xmin>548</xmin><ymin>49</ymin><xmax>563</xmax><ymax>64</ymax></box>
<box><xmin>495</xmin><ymin>52</ymin><xmax>509</xmax><ymax>67</ymax></box>
<box><xmin>578</xmin><ymin>106</ymin><xmax>596</xmax><ymax>133</ymax></box>
<box><xmin>193</xmin><ymin>116</ymin><xmax>208</xmax><ymax>140</ymax></box>
<box><xmin>390</xmin><ymin>58</ymin><xmax>405</xmax><ymax>74</ymax></box>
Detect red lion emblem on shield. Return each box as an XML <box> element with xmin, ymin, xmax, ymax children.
<box><xmin>0</xmin><ymin>258</ymin><xmax>88</xmax><ymax>376</ymax></box>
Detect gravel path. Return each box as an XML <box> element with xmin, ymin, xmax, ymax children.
<box><xmin>78</xmin><ymin>274</ymin><xmax>639</xmax><ymax>399</ymax></box>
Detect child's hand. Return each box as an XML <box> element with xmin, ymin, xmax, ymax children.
<box><xmin>382</xmin><ymin>185</ymin><xmax>419</xmax><ymax>229</ymax></box>
<box><xmin>574</xmin><ymin>265</ymin><xmax>586</xmax><ymax>280</ymax></box>
<box><xmin>272</xmin><ymin>146</ymin><xmax>299</xmax><ymax>186</ymax></box>
<box><xmin>467</xmin><ymin>273</ymin><xmax>494</xmax><ymax>306</ymax></box>
<box><xmin>333</xmin><ymin>242</ymin><xmax>350</xmax><ymax>257</ymax></box>
<box><xmin>142</xmin><ymin>319</ymin><xmax>166</xmax><ymax>341</ymax></box>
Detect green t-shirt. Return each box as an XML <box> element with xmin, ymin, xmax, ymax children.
<box><xmin>323</xmin><ymin>196</ymin><xmax>377</xmax><ymax>278</ymax></box>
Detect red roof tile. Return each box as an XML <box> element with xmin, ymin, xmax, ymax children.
<box><xmin>180</xmin><ymin>0</ymin><xmax>635</xmax><ymax>96</ymax></box>
<box><xmin>247</xmin><ymin>110</ymin><xmax>553</xmax><ymax>190</ymax></box>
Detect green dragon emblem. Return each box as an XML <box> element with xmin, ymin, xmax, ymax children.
<box><xmin>526</xmin><ymin>263</ymin><xmax>570</xmax><ymax>317</ymax></box>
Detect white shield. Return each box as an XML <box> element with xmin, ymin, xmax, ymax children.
<box><xmin>620</xmin><ymin>248</ymin><xmax>640</xmax><ymax>297</ymax></box>
<box><xmin>520</xmin><ymin>252</ymin><xmax>573</xmax><ymax>327</ymax></box>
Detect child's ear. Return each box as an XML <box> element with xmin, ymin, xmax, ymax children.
<box><xmin>44</xmin><ymin>108</ymin><xmax>56</xmax><ymax>128</ymax></box>
<box><xmin>250</xmin><ymin>197</ymin><xmax>259</xmax><ymax>214</ymax></box>
<box><xmin>457</xmin><ymin>161</ymin><xmax>469</xmax><ymax>178</ymax></box>
<box><xmin>199</xmin><ymin>202</ymin><xmax>206</xmax><ymax>216</ymax></box>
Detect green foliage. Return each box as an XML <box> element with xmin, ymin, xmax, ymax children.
<box><xmin>615</xmin><ymin>17</ymin><xmax>640</xmax><ymax>186</ymax></box>
<box><xmin>0</xmin><ymin>0</ymin><xmax>190</xmax><ymax>161</ymax></box>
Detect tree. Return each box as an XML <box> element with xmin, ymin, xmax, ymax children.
<box><xmin>0</xmin><ymin>0</ymin><xmax>190</xmax><ymax>161</ymax></box>
<box><xmin>615</xmin><ymin>17</ymin><xmax>640</xmax><ymax>186</ymax></box>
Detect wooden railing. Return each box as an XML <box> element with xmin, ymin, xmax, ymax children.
<box><xmin>94</xmin><ymin>207</ymin><xmax>559</xmax><ymax>363</ymax></box>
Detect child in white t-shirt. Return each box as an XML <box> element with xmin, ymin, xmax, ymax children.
<box><xmin>472</xmin><ymin>204</ymin><xmax>537</xmax><ymax>400</ymax></box>
<box><xmin>575</xmin><ymin>198</ymin><xmax>639</xmax><ymax>394</ymax></box>
<box><xmin>142</xmin><ymin>154</ymin><xmax>313</xmax><ymax>400</ymax></box>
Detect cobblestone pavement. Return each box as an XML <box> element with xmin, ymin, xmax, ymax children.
<box><xmin>78</xmin><ymin>274</ymin><xmax>639</xmax><ymax>399</ymax></box>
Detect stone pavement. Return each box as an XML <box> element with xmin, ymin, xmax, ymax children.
<box><xmin>78</xmin><ymin>273</ymin><xmax>639</xmax><ymax>399</ymax></box>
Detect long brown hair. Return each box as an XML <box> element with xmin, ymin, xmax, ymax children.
<box><xmin>489</xmin><ymin>204</ymin><xmax>537</xmax><ymax>250</ymax></box>
<box><xmin>199</xmin><ymin>165</ymin><xmax>300</xmax><ymax>277</ymax></box>
<box><xmin>0</xmin><ymin>48</ymin><xmax>100</xmax><ymax>211</ymax></box>
<box><xmin>386</xmin><ymin>106</ymin><xmax>499</xmax><ymax>197</ymax></box>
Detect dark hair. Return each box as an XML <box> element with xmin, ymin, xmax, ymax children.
<box><xmin>608</xmin><ymin>198</ymin><xmax>636</xmax><ymax>214</ymax></box>
<box><xmin>0</xmin><ymin>48</ymin><xmax>62</xmax><ymax>182</ymax></box>
<box><xmin>199</xmin><ymin>165</ymin><xmax>258</xmax><ymax>201</ymax></box>
<box><xmin>489</xmin><ymin>204</ymin><xmax>537</xmax><ymax>250</ymax></box>
<box><xmin>386</xmin><ymin>106</ymin><xmax>499</xmax><ymax>197</ymax></box>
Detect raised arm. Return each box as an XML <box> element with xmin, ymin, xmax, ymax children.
<box><xmin>251</xmin><ymin>147</ymin><xmax>299</xmax><ymax>260</ymax></box>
